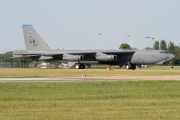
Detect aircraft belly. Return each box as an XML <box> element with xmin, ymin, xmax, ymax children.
<box><xmin>79</xmin><ymin>61</ymin><xmax>118</xmax><ymax>65</ymax></box>
<box><xmin>79</xmin><ymin>61</ymin><xmax>98</xmax><ymax>64</ymax></box>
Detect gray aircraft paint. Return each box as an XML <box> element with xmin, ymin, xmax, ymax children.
<box><xmin>12</xmin><ymin>24</ymin><xmax>175</xmax><ymax>69</ymax></box>
<box><xmin>23</xmin><ymin>24</ymin><xmax>50</xmax><ymax>50</ymax></box>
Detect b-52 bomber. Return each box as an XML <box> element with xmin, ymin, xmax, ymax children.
<box><xmin>12</xmin><ymin>24</ymin><xmax>175</xmax><ymax>69</ymax></box>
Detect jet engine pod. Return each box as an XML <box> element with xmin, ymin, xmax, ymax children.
<box><xmin>39</xmin><ymin>56</ymin><xmax>54</xmax><ymax>60</ymax></box>
<box><xmin>95</xmin><ymin>52</ymin><xmax>117</xmax><ymax>61</ymax></box>
<box><xmin>62</xmin><ymin>54</ymin><xmax>83</xmax><ymax>61</ymax></box>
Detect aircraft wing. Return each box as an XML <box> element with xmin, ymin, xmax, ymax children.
<box><xmin>13</xmin><ymin>50</ymin><xmax>136</xmax><ymax>60</ymax></box>
<box><xmin>43</xmin><ymin>50</ymin><xmax>136</xmax><ymax>56</ymax></box>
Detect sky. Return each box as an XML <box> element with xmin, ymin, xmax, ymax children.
<box><xmin>1</xmin><ymin>0</ymin><xmax>180</xmax><ymax>53</ymax></box>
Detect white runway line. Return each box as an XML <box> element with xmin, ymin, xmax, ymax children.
<box><xmin>0</xmin><ymin>78</ymin><xmax>86</xmax><ymax>82</ymax></box>
<box><xmin>1</xmin><ymin>76</ymin><xmax>180</xmax><ymax>82</ymax></box>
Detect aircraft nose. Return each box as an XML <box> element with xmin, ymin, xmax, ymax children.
<box><xmin>169</xmin><ymin>54</ymin><xmax>175</xmax><ymax>60</ymax></box>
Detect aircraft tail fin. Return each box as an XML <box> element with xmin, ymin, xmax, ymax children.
<box><xmin>22</xmin><ymin>24</ymin><xmax>51</xmax><ymax>50</ymax></box>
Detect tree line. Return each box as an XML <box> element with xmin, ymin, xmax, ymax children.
<box><xmin>0</xmin><ymin>51</ymin><xmax>32</xmax><ymax>63</ymax></box>
<box><xmin>151</xmin><ymin>40</ymin><xmax>180</xmax><ymax>65</ymax></box>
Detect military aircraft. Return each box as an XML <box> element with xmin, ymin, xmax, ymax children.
<box><xmin>12</xmin><ymin>24</ymin><xmax>175</xmax><ymax>69</ymax></box>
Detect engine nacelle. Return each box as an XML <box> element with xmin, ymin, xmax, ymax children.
<box><xmin>39</xmin><ymin>56</ymin><xmax>54</xmax><ymax>60</ymax></box>
<box><xmin>95</xmin><ymin>52</ymin><xmax>117</xmax><ymax>61</ymax></box>
<box><xmin>62</xmin><ymin>54</ymin><xmax>83</xmax><ymax>61</ymax></box>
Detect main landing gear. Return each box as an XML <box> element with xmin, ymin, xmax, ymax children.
<box><xmin>125</xmin><ymin>64</ymin><xmax>136</xmax><ymax>70</ymax></box>
<box><xmin>75</xmin><ymin>63</ymin><xmax>85</xmax><ymax>69</ymax></box>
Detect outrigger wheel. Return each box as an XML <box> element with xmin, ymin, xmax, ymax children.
<box><xmin>34</xmin><ymin>63</ymin><xmax>37</xmax><ymax>66</ymax></box>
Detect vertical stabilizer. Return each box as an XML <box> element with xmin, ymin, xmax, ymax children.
<box><xmin>22</xmin><ymin>24</ymin><xmax>50</xmax><ymax>50</ymax></box>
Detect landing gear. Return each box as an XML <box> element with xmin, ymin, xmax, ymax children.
<box><xmin>75</xmin><ymin>63</ymin><xmax>85</xmax><ymax>69</ymax></box>
<box><xmin>131</xmin><ymin>64</ymin><xmax>136</xmax><ymax>69</ymax></box>
<box><xmin>34</xmin><ymin>61</ymin><xmax>38</xmax><ymax>66</ymax></box>
<box><xmin>125</xmin><ymin>64</ymin><xmax>136</xmax><ymax>70</ymax></box>
<box><xmin>125</xmin><ymin>64</ymin><xmax>130</xmax><ymax>69</ymax></box>
<box><xmin>137</xmin><ymin>65</ymin><xmax>142</xmax><ymax>69</ymax></box>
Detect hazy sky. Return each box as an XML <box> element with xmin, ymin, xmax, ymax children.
<box><xmin>1</xmin><ymin>0</ymin><xmax>180</xmax><ymax>53</ymax></box>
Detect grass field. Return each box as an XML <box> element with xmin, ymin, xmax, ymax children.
<box><xmin>0</xmin><ymin>66</ymin><xmax>180</xmax><ymax>78</ymax></box>
<box><xmin>1</xmin><ymin>81</ymin><xmax>180</xmax><ymax>120</ymax></box>
<box><xmin>0</xmin><ymin>66</ymin><xmax>180</xmax><ymax>119</ymax></box>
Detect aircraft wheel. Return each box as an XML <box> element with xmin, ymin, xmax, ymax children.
<box><xmin>34</xmin><ymin>63</ymin><xmax>37</xmax><ymax>66</ymax></box>
<box><xmin>125</xmin><ymin>65</ymin><xmax>130</xmax><ymax>69</ymax></box>
<box><xmin>34</xmin><ymin>60</ymin><xmax>38</xmax><ymax>66</ymax></box>
<box><xmin>81</xmin><ymin>64</ymin><xmax>85</xmax><ymax>69</ymax></box>
<box><xmin>75</xmin><ymin>64</ymin><xmax>80</xmax><ymax>69</ymax></box>
<box><xmin>131</xmin><ymin>64</ymin><xmax>136</xmax><ymax>70</ymax></box>
<box><xmin>75</xmin><ymin>64</ymin><xmax>85</xmax><ymax>69</ymax></box>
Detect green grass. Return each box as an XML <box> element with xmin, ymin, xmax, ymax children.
<box><xmin>0</xmin><ymin>66</ymin><xmax>180</xmax><ymax>78</ymax></box>
<box><xmin>1</xmin><ymin>81</ymin><xmax>180</xmax><ymax>119</ymax></box>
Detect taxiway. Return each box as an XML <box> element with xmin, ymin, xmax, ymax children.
<box><xmin>0</xmin><ymin>76</ymin><xmax>180</xmax><ymax>82</ymax></box>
